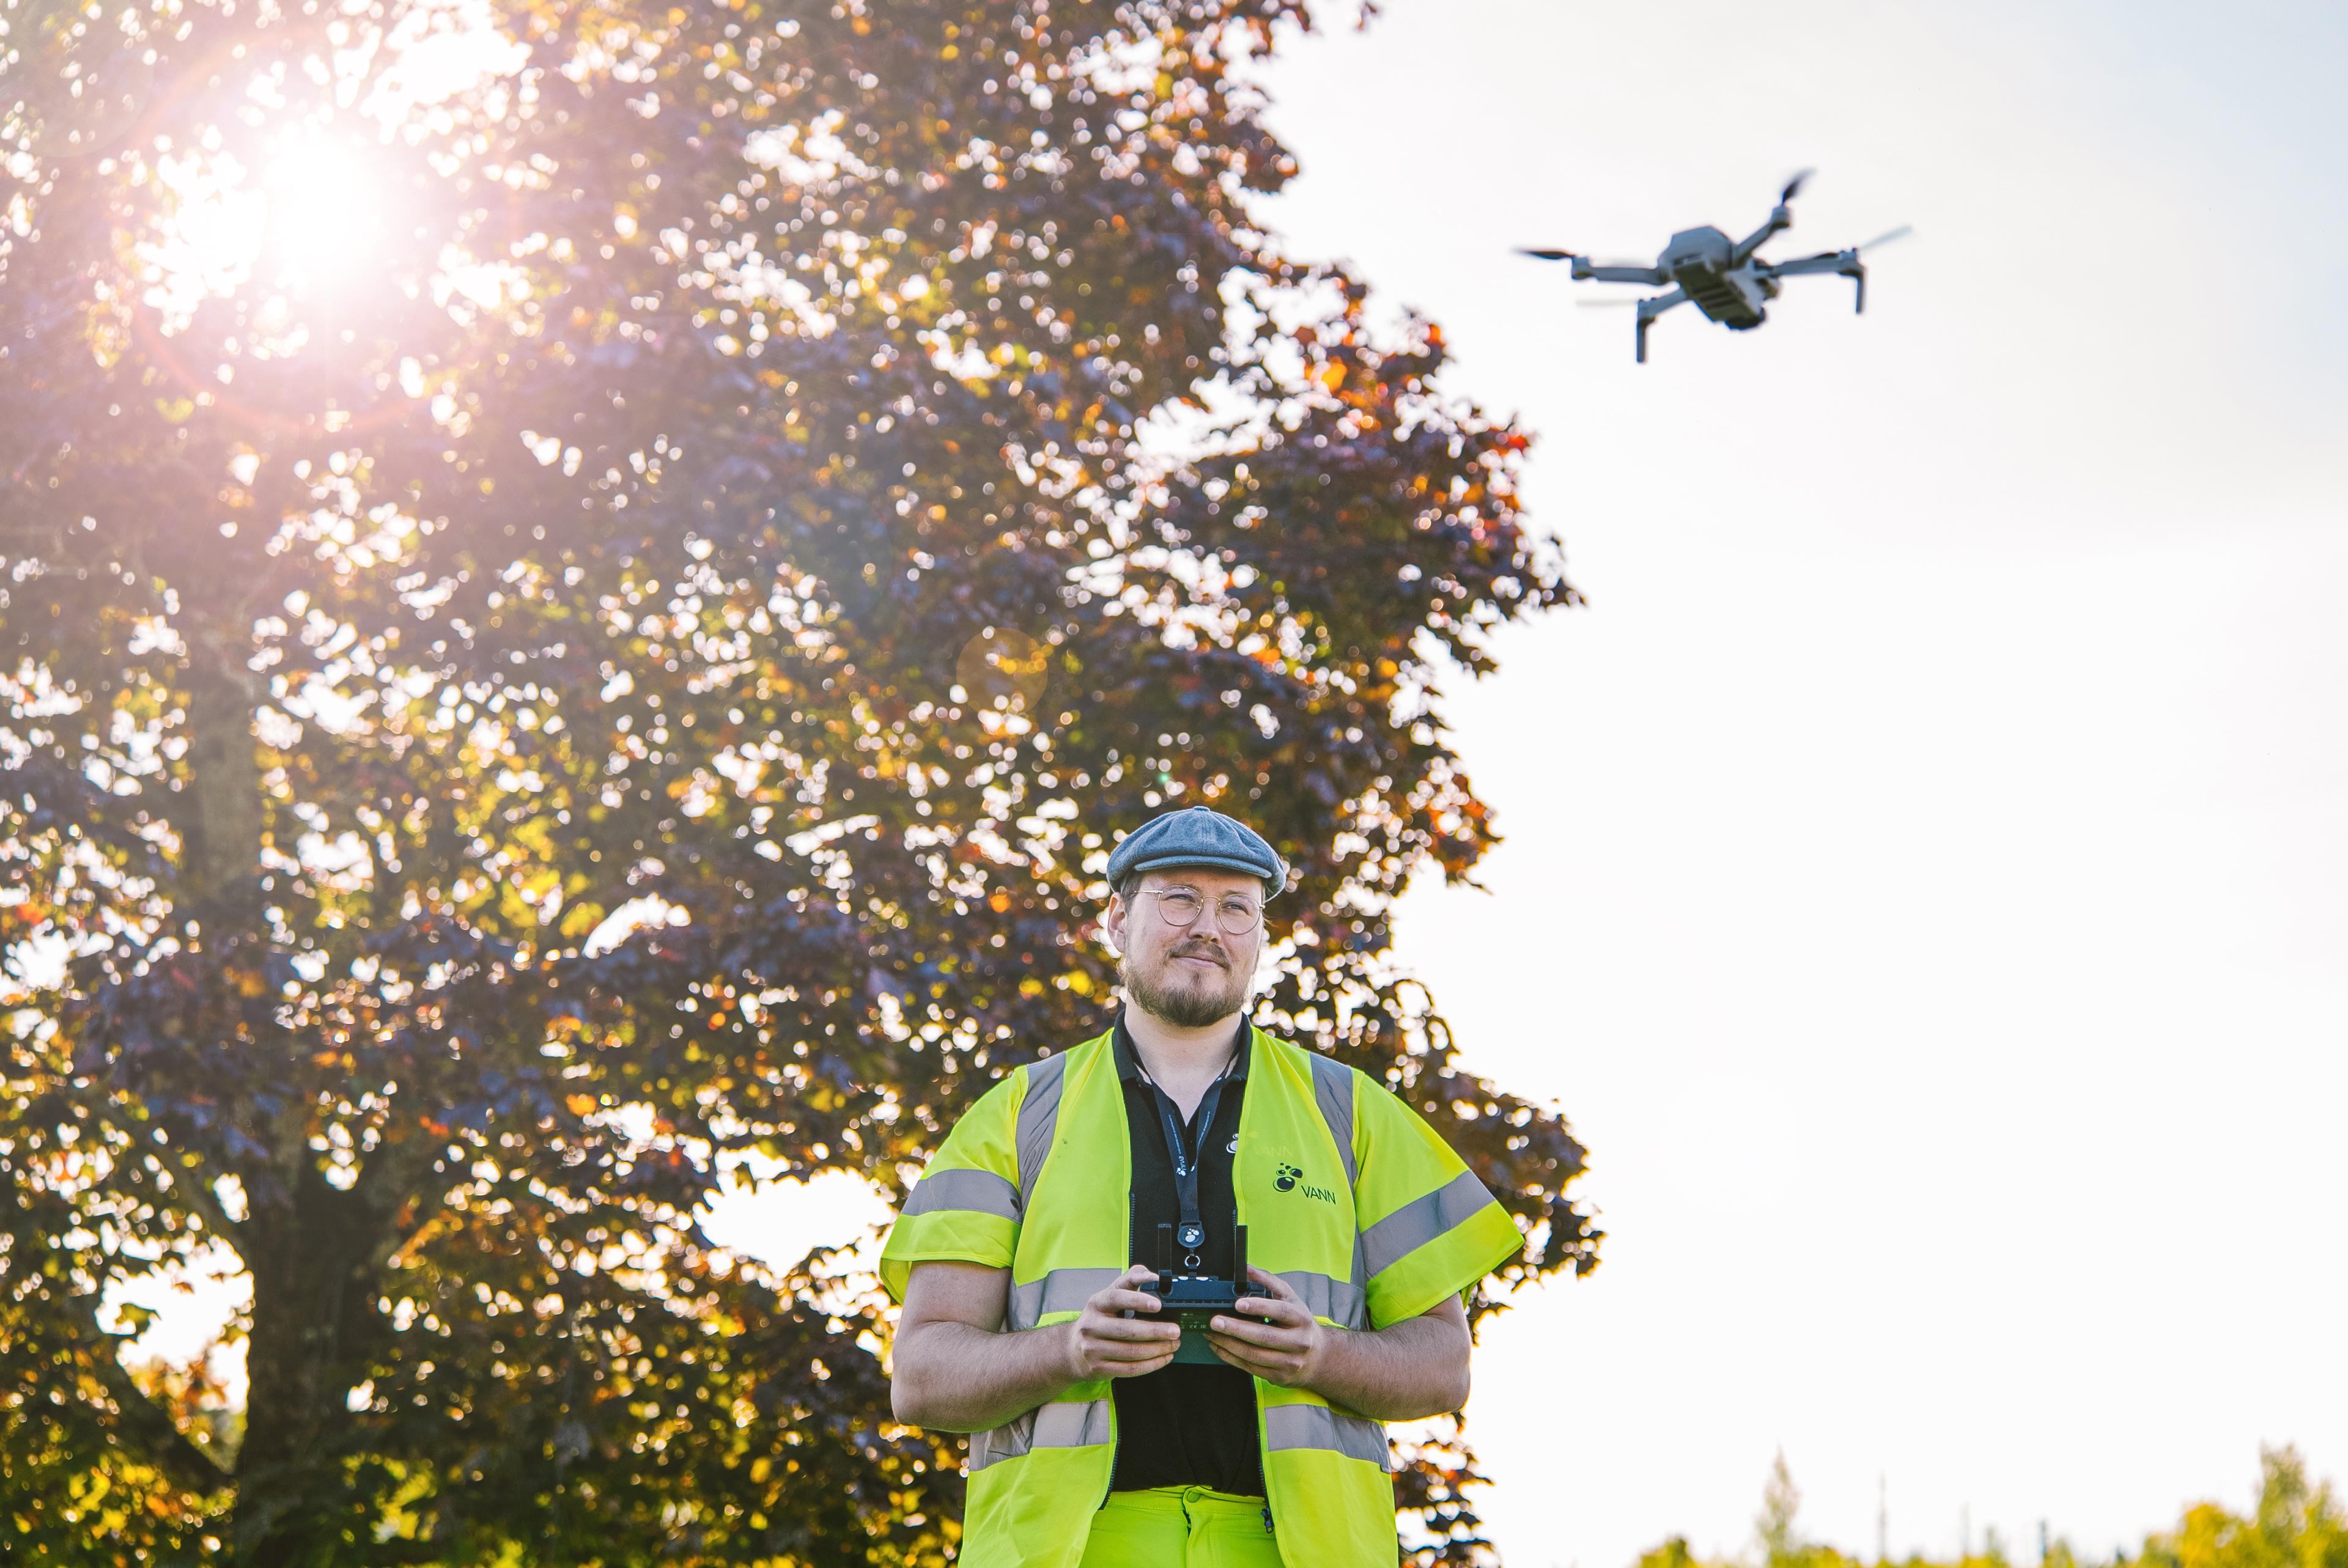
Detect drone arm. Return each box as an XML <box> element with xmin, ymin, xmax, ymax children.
<box><xmin>1760</xmin><ymin>249</ymin><xmax>1872</xmax><ymax>312</ymax></box>
<box><xmin>1731</xmin><ymin>204</ymin><xmax>1793</xmax><ymax>263</ymax></box>
<box><xmin>1576</xmin><ymin>262</ymin><xmax>1668</xmax><ymax>284</ymax></box>
<box><xmin>1757</xmin><ymin>249</ymin><xmax>1854</xmax><ymax>279</ymax></box>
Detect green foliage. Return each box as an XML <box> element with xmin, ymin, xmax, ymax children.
<box><xmin>0</xmin><ymin>0</ymin><xmax>1597</xmax><ymax>1561</ymax></box>
<box><xmin>2132</xmin><ymin>1449</ymin><xmax>2348</xmax><ymax>1568</ymax></box>
<box><xmin>1639</xmin><ymin>1537</ymin><xmax>1711</xmax><ymax>1568</ymax></box>
<box><xmin>1633</xmin><ymin>1450</ymin><xmax>2347</xmax><ymax>1568</ymax></box>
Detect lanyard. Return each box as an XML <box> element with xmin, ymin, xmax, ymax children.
<box><xmin>1144</xmin><ymin>1062</ymin><xmax>1235</xmax><ymax>1267</ymax></box>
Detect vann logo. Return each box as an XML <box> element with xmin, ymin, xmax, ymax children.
<box><xmin>1272</xmin><ymin>1163</ymin><xmax>1337</xmax><ymax>1205</ymax></box>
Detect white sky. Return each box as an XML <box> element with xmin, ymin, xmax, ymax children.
<box><xmin>128</xmin><ymin>3</ymin><xmax>2348</xmax><ymax>1559</ymax></box>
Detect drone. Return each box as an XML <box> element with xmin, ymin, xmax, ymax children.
<box><xmin>1519</xmin><ymin>172</ymin><xmax>1911</xmax><ymax>363</ymax></box>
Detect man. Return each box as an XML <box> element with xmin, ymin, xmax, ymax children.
<box><xmin>883</xmin><ymin>806</ymin><xmax>1520</xmax><ymax>1568</ymax></box>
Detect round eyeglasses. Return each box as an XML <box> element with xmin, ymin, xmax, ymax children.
<box><xmin>1133</xmin><ymin>885</ymin><xmax>1265</xmax><ymax>936</ymax></box>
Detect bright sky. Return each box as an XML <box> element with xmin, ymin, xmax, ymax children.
<box><xmin>122</xmin><ymin>3</ymin><xmax>2348</xmax><ymax>1560</ymax></box>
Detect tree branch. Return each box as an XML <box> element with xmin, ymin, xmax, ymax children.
<box><xmin>95</xmin><ymin>1346</ymin><xmax>235</xmax><ymax>1493</ymax></box>
<box><xmin>66</xmin><ymin>1292</ymin><xmax>234</xmax><ymax>1495</ymax></box>
<box><xmin>174</xmin><ymin>1152</ymin><xmax>248</xmax><ymax>1265</ymax></box>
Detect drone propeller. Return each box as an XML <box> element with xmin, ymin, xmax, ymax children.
<box><xmin>1575</xmin><ymin>298</ymin><xmax>1643</xmax><ymax>310</ymax></box>
<box><xmin>1856</xmin><ymin>224</ymin><xmax>1913</xmax><ymax>252</ymax></box>
<box><xmin>1515</xmin><ymin>247</ymin><xmax>1581</xmax><ymax>262</ymax></box>
<box><xmin>1779</xmin><ymin>167</ymin><xmax>1814</xmax><ymax>204</ymax></box>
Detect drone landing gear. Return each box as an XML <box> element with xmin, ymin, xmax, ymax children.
<box><xmin>1633</xmin><ymin>287</ymin><xmax>1689</xmax><ymax>364</ymax></box>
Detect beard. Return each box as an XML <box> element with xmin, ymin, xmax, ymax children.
<box><xmin>1121</xmin><ymin>941</ymin><xmax>1250</xmax><ymax>1028</ymax></box>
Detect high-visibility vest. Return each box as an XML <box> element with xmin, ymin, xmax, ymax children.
<box><xmin>881</xmin><ymin>1026</ymin><xmax>1523</xmax><ymax>1568</ymax></box>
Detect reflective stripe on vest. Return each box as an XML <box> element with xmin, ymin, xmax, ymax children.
<box><xmin>1306</xmin><ymin>1048</ymin><xmax>1374</xmax><ymax>1322</ymax></box>
<box><xmin>1007</xmin><ymin>1267</ymin><xmax>1122</xmax><ymax>1330</ymax></box>
<box><xmin>1277</xmin><ymin>1268</ymin><xmax>1365</xmax><ymax>1329</ymax></box>
<box><xmin>969</xmin><ymin>1394</ymin><xmax>1115</xmax><ymax>1473</ymax></box>
<box><xmin>901</xmin><ymin>1166</ymin><xmax>1022</xmax><ymax>1221</ymax></box>
<box><xmin>1359</xmin><ymin>1168</ymin><xmax>1493</xmax><ymax>1279</ymax></box>
<box><xmin>1015</xmin><ymin>1048</ymin><xmax>1069</xmax><ymax>1212</ymax></box>
<box><xmin>1006</xmin><ymin>1265</ymin><xmax>1365</xmax><ymax>1333</ymax></box>
<box><xmin>1307</xmin><ymin>1049</ymin><xmax>1357</xmax><ymax>1186</ymax></box>
<box><xmin>1263</xmin><ymin>1401</ymin><xmax>1390</xmax><ymax>1468</ymax></box>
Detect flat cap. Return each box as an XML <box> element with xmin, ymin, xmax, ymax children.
<box><xmin>1105</xmin><ymin>805</ymin><xmax>1288</xmax><ymax>898</ymax></box>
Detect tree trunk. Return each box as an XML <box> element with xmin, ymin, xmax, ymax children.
<box><xmin>179</xmin><ymin>630</ymin><xmax>266</xmax><ymax>921</ymax></box>
<box><xmin>232</xmin><ymin>1168</ymin><xmax>393</xmax><ymax>1566</ymax></box>
<box><xmin>174</xmin><ymin>624</ymin><xmax>399</xmax><ymax>1562</ymax></box>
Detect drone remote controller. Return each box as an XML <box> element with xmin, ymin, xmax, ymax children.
<box><xmin>1127</xmin><ymin>1197</ymin><xmax>1266</xmax><ymax>1360</ymax></box>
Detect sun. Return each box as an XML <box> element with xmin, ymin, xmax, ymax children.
<box><xmin>132</xmin><ymin>12</ymin><xmax>528</xmax><ymax>334</ymax></box>
<box><xmin>146</xmin><ymin>129</ymin><xmax>397</xmax><ymax>323</ymax></box>
<box><xmin>255</xmin><ymin>134</ymin><xmax>398</xmax><ymax>290</ymax></box>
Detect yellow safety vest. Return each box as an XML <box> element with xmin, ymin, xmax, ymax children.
<box><xmin>881</xmin><ymin>1027</ymin><xmax>1523</xmax><ymax>1568</ymax></box>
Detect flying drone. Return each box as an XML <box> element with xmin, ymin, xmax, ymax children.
<box><xmin>1519</xmin><ymin>172</ymin><xmax>1911</xmax><ymax>363</ymax></box>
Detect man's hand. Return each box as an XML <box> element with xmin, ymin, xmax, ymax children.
<box><xmin>1204</xmin><ymin>1267</ymin><xmax>1474</xmax><ymax>1420</ymax></box>
<box><xmin>1065</xmin><ymin>1264</ymin><xmax>1182</xmax><ymax>1381</ymax></box>
<box><xmin>1203</xmin><ymin>1266</ymin><xmax>1328</xmax><ymax>1388</ymax></box>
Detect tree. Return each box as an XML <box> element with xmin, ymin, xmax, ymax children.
<box><xmin>1</xmin><ymin>0</ymin><xmax>1600</xmax><ymax>1561</ymax></box>
<box><xmin>2139</xmin><ymin>1448</ymin><xmax>2348</xmax><ymax>1568</ymax></box>
<box><xmin>1637</xmin><ymin>1537</ymin><xmax>1707</xmax><ymax>1568</ymax></box>
<box><xmin>1760</xmin><ymin>1449</ymin><xmax>1809</xmax><ymax>1568</ymax></box>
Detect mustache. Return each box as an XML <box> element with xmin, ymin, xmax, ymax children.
<box><xmin>1168</xmin><ymin>940</ymin><xmax>1230</xmax><ymax>968</ymax></box>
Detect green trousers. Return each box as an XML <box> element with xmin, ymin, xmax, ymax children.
<box><xmin>1077</xmin><ymin>1487</ymin><xmax>1284</xmax><ymax>1568</ymax></box>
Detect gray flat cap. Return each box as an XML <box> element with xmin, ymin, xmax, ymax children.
<box><xmin>1105</xmin><ymin>805</ymin><xmax>1288</xmax><ymax>898</ymax></box>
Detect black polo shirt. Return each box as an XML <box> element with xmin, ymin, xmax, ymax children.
<box><xmin>1107</xmin><ymin>1013</ymin><xmax>1263</xmax><ymax>1497</ymax></box>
